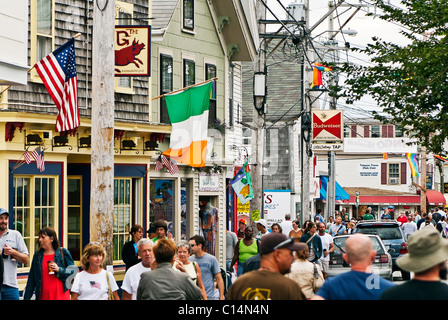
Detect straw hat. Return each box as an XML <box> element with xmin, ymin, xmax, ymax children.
<box><xmin>397</xmin><ymin>227</ymin><xmax>448</xmax><ymax>273</ymax></box>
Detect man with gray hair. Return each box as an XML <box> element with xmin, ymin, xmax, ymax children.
<box><xmin>311</xmin><ymin>233</ymin><xmax>395</xmax><ymax>300</ymax></box>
<box><xmin>121</xmin><ymin>238</ymin><xmax>154</xmax><ymax>300</ymax></box>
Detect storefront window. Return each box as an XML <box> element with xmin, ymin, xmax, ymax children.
<box><xmin>150</xmin><ymin>180</ymin><xmax>175</xmax><ymax>235</ymax></box>
<box><xmin>113</xmin><ymin>178</ymin><xmax>132</xmax><ymax>261</ymax></box>
<box><xmin>13</xmin><ymin>176</ymin><xmax>56</xmax><ymax>267</ymax></box>
<box><xmin>67</xmin><ymin>177</ymin><xmax>82</xmax><ymax>261</ymax></box>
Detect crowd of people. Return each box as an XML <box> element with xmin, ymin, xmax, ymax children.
<box><xmin>2</xmin><ymin>206</ymin><xmax>448</xmax><ymax>301</ymax></box>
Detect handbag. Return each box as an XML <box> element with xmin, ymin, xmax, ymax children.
<box><xmin>106</xmin><ymin>271</ymin><xmax>114</xmax><ymax>300</ymax></box>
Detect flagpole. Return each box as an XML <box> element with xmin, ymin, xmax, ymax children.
<box><xmin>151</xmin><ymin>77</ymin><xmax>218</xmax><ymax>101</ymax></box>
<box><xmin>0</xmin><ymin>33</ymin><xmax>82</xmax><ymax>97</ymax></box>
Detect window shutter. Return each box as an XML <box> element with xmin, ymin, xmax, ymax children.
<box><xmin>364</xmin><ymin>126</ymin><xmax>370</xmax><ymax>138</ymax></box>
<box><xmin>351</xmin><ymin>125</ymin><xmax>357</xmax><ymax>138</ymax></box>
<box><xmin>381</xmin><ymin>163</ymin><xmax>387</xmax><ymax>184</ymax></box>
<box><xmin>401</xmin><ymin>162</ymin><xmax>407</xmax><ymax>184</ymax></box>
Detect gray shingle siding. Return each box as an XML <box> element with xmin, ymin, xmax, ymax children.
<box><xmin>7</xmin><ymin>0</ymin><xmax>151</xmax><ymax>124</ymax></box>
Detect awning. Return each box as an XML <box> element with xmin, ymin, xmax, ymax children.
<box><xmin>318</xmin><ymin>176</ymin><xmax>350</xmax><ymax>201</ymax></box>
<box><xmin>347</xmin><ymin>195</ymin><xmax>421</xmax><ymax>205</ymax></box>
<box><xmin>426</xmin><ymin>190</ymin><xmax>446</xmax><ymax>205</ymax></box>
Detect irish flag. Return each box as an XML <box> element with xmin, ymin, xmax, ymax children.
<box><xmin>162</xmin><ymin>81</ymin><xmax>213</xmax><ymax>167</ymax></box>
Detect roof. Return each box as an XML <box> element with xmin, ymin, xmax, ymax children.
<box><xmin>151</xmin><ymin>0</ymin><xmax>178</xmax><ymax>31</ymax></box>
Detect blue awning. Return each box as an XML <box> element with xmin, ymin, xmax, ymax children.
<box><xmin>318</xmin><ymin>176</ymin><xmax>350</xmax><ymax>201</ymax></box>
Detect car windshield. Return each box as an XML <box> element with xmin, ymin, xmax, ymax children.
<box><xmin>333</xmin><ymin>236</ymin><xmax>385</xmax><ymax>255</ymax></box>
<box><xmin>355</xmin><ymin>225</ymin><xmax>402</xmax><ymax>240</ymax></box>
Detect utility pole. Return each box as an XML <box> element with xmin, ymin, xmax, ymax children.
<box><xmin>251</xmin><ymin>1</ymin><xmax>267</xmax><ymax>222</ymax></box>
<box><xmin>301</xmin><ymin>0</ymin><xmax>312</xmax><ymax>225</ymax></box>
<box><xmin>325</xmin><ymin>1</ymin><xmax>337</xmax><ymax>221</ymax></box>
<box><xmin>90</xmin><ymin>0</ymin><xmax>116</xmax><ymax>265</ymax></box>
<box><xmin>420</xmin><ymin>147</ymin><xmax>427</xmax><ymax>215</ymax></box>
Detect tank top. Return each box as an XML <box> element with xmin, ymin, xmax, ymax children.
<box><xmin>184</xmin><ymin>262</ymin><xmax>198</xmax><ymax>285</ymax></box>
<box><xmin>238</xmin><ymin>239</ymin><xmax>258</xmax><ymax>263</ymax></box>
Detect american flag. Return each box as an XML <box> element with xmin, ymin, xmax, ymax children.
<box><xmin>154</xmin><ymin>156</ymin><xmax>164</xmax><ymax>171</ymax></box>
<box><xmin>23</xmin><ymin>151</ymin><xmax>32</xmax><ymax>164</ymax></box>
<box><xmin>34</xmin><ymin>38</ymin><xmax>79</xmax><ymax>132</ymax></box>
<box><xmin>161</xmin><ymin>155</ymin><xmax>179</xmax><ymax>175</ymax></box>
<box><xmin>31</xmin><ymin>147</ymin><xmax>45</xmax><ymax>172</ymax></box>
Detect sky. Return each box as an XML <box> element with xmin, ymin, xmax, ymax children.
<box><xmin>262</xmin><ymin>0</ymin><xmax>410</xmax><ymax>119</ymax></box>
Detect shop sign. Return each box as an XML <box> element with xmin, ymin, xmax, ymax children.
<box><xmin>263</xmin><ymin>190</ymin><xmax>291</xmax><ymax>227</ymax></box>
<box><xmin>115</xmin><ymin>25</ymin><xmax>151</xmax><ymax>76</ymax></box>
<box><xmin>312</xmin><ymin>110</ymin><xmax>343</xmax><ymax>141</ymax></box>
<box><xmin>199</xmin><ymin>173</ymin><xmax>220</xmax><ymax>192</ymax></box>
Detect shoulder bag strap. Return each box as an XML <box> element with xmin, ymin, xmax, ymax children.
<box><xmin>106</xmin><ymin>271</ymin><xmax>114</xmax><ymax>300</ymax></box>
<box><xmin>306</xmin><ymin>233</ymin><xmax>316</xmax><ymax>244</ymax></box>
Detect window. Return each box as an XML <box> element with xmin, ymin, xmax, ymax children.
<box><xmin>114</xmin><ymin>178</ymin><xmax>132</xmax><ymax>261</ymax></box>
<box><xmin>150</xmin><ymin>180</ymin><xmax>175</xmax><ymax>236</ymax></box>
<box><xmin>67</xmin><ymin>177</ymin><xmax>82</xmax><ymax>261</ymax></box>
<box><xmin>115</xmin><ymin>1</ymin><xmax>134</xmax><ymax>92</ymax></box>
<box><xmin>31</xmin><ymin>0</ymin><xmax>54</xmax><ymax>83</ymax></box>
<box><xmin>183</xmin><ymin>0</ymin><xmax>194</xmax><ymax>30</ymax></box>
<box><xmin>160</xmin><ymin>54</ymin><xmax>173</xmax><ymax>123</ymax></box>
<box><xmin>388</xmin><ymin>163</ymin><xmax>400</xmax><ymax>184</ymax></box>
<box><xmin>205</xmin><ymin>63</ymin><xmax>217</xmax><ymax>124</ymax></box>
<box><xmin>344</xmin><ymin>125</ymin><xmax>350</xmax><ymax>138</ymax></box>
<box><xmin>381</xmin><ymin>163</ymin><xmax>406</xmax><ymax>185</ymax></box>
<box><xmin>371</xmin><ymin>125</ymin><xmax>380</xmax><ymax>138</ymax></box>
<box><xmin>229</xmin><ymin>65</ymin><xmax>234</xmax><ymax>127</ymax></box>
<box><xmin>184</xmin><ymin>59</ymin><xmax>195</xmax><ymax>87</ymax></box>
<box><xmin>395</xmin><ymin>125</ymin><xmax>404</xmax><ymax>137</ymax></box>
<box><xmin>13</xmin><ymin>175</ymin><xmax>57</xmax><ymax>267</ymax></box>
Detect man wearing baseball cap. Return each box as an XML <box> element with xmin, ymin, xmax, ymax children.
<box><xmin>226</xmin><ymin>232</ymin><xmax>307</xmax><ymax>300</ymax></box>
<box><xmin>381</xmin><ymin>227</ymin><xmax>448</xmax><ymax>299</ymax></box>
<box><xmin>0</xmin><ymin>208</ymin><xmax>29</xmax><ymax>300</ymax></box>
<box><xmin>254</xmin><ymin>218</ymin><xmax>270</xmax><ymax>241</ymax></box>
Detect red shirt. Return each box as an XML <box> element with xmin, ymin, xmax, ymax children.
<box><xmin>41</xmin><ymin>254</ymin><xmax>70</xmax><ymax>300</ymax></box>
<box><xmin>397</xmin><ymin>215</ymin><xmax>408</xmax><ymax>225</ymax></box>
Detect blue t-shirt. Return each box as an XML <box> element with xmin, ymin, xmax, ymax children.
<box><xmin>189</xmin><ymin>253</ymin><xmax>221</xmax><ymax>299</ymax></box>
<box><xmin>316</xmin><ymin>270</ymin><xmax>395</xmax><ymax>300</ymax></box>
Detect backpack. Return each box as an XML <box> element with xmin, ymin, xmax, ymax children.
<box><xmin>433</xmin><ymin>212</ymin><xmax>441</xmax><ymax>223</ymax></box>
<box><xmin>220</xmin><ymin>267</ymin><xmax>236</xmax><ymax>296</ymax></box>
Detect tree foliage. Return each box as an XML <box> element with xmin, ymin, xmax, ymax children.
<box><xmin>335</xmin><ymin>0</ymin><xmax>448</xmax><ymax>154</ymax></box>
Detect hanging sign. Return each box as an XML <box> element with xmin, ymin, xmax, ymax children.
<box><xmin>115</xmin><ymin>25</ymin><xmax>151</xmax><ymax>76</ymax></box>
<box><xmin>312</xmin><ymin>110</ymin><xmax>343</xmax><ymax>142</ymax></box>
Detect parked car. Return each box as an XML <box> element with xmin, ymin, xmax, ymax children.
<box><xmin>328</xmin><ymin>234</ymin><xmax>393</xmax><ymax>280</ymax></box>
<box><xmin>353</xmin><ymin>220</ymin><xmax>410</xmax><ymax>280</ymax></box>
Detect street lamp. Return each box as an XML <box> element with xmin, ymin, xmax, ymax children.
<box><xmin>312</xmin><ymin>28</ymin><xmax>358</xmax><ymax>39</ymax></box>
<box><xmin>254</xmin><ymin>71</ymin><xmax>267</xmax><ymax>116</ymax></box>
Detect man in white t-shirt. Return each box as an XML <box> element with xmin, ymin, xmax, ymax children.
<box><xmin>279</xmin><ymin>214</ymin><xmax>293</xmax><ymax>237</ymax></box>
<box><xmin>317</xmin><ymin>222</ymin><xmax>333</xmax><ymax>279</ymax></box>
<box><xmin>121</xmin><ymin>238</ymin><xmax>154</xmax><ymax>300</ymax></box>
<box><xmin>0</xmin><ymin>209</ymin><xmax>29</xmax><ymax>300</ymax></box>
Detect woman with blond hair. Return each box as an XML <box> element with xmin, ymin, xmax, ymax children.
<box><xmin>71</xmin><ymin>242</ymin><xmax>120</xmax><ymax>300</ymax></box>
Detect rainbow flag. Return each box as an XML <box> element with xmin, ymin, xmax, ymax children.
<box><xmin>434</xmin><ymin>154</ymin><xmax>448</xmax><ymax>162</ymax></box>
<box><xmin>312</xmin><ymin>63</ymin><xmax>332</xmax><ymax>89</ymax></box>
<box><xmin>406</xmin><ymin>153</ymin><xmax>419</xmax><ymax>177</ymax></box>
<box><xmin>382</xmin><ymin>153</ymin><xmax>389</xmax><ymax>159</ymax></box>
